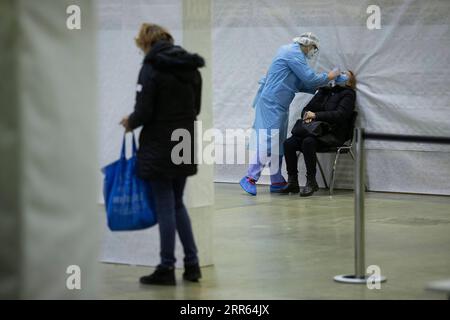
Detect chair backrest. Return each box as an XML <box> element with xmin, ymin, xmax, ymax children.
<box><xmin>345</xmin><ymin>111</ymin><xmax>358</xmax><ymax>144</ymax></box>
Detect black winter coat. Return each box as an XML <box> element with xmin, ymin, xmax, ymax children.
<box><xmin>128</xmin><ymin>41</ymin><xmax>205</xmax><ymax>180</ymax></box>
<box><xmin>300</xmin><ymin>85</ymin><xmax>356</xmax><ymax>145</ymax></box>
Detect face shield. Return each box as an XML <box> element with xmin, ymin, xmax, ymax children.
<box><xmin>293</xmin><ymin>32</ymin><xmax>320</xmax><ymax>59</ymax></box>
<box><xmin>308</xmin><ymin>44</ymin><xmax>319</xmax><ymax>59</ymax></box>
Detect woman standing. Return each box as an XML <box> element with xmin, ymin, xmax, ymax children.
<box><xmin>120</xmin><ymin>23</ymin><xmax>204</xmax><ymax>286</ymax></box>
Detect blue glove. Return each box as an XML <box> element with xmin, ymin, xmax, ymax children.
<box><xmin>331</xmin><ymin>67</ymin><xmax>340</xmax><ymax>78</ymax></box>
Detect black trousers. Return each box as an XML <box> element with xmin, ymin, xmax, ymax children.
<box><xmin>283</xmin><ymin>135</ymin><xmax>320</xmax><ymax>179</ymax></box>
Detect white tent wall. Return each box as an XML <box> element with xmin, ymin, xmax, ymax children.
<box><xmin>97</xmin><ymin>0</ymin><xmax>214</xmax><ymax>267</ymax></box>
<box><xmin>212</xmin><ymin>0</ymin><xmax>450</xmax><ymax>195</ymax></box>
<box><xmin>0</xmin><ymin>0</ymin><xmax>98</xmax><ymax>299</ymax></box>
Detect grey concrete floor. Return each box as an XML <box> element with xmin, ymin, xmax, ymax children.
<box><xmin>98</xmin><ymin>183</ymin><xmax>450</xmax><ymax>299</ymax></box>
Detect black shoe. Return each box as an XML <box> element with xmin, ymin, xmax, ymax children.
<box><xmin>183</xmin><ymin>263</ymin><xmax>202</xmax><ymax>282</ymax></box>
<box><xmin>279</xmin><ymin>175</ymin><xmax>300</xmax><ymax>194</ymax></box>
<box><xmin>139</xmin><ymin>265</ymin><xmax>176</xmax><ymax>286</ymax></box>
<box><xmin>299</xmin><ymin>176</ymin><xmax>319</xmax><ymax>197</ymax></box>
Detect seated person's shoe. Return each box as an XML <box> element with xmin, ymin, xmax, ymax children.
<box><xmin>280</xmin><ymin>183</ymin><xmax>299</xmax><ymax>194</ymax></box>
<box><xmin>183</xmin><ymin>263</ymin><xmax>202</xmax><ymax>282</ymax></box>
<box><xmin>239</xmin><ymin>176</ymin><xmax>257</xmax><ymax>196</ymax></box>
<box><xmin>279</xmin><ymin>175</ymin><xmax>300</xmax><ymax>194</ymax></box>
<box><xmin>299</xmin><ymin>177</ymin><xmax>319</xmax><ymax>197</ymax></box>
<box><xmin>140</xmin><ymin>265</ymin><xmax>176</xmax><ymax>286</ymax></box>
<box><xmin>270</xmin><ymin>181</ymin><xmax>288</xmax><ymax>193</ymax></box>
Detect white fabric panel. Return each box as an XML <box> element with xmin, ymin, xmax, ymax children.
<box><xmin>0</xmin><ymin>0</ymin><xmax>21</xmax><ymax>298</ymax></box>
<box><xmin>212</xmin><ymin>0</ymin><xmax>450</xmax><ymax>195</ymax></box>
<box><xmin>97</xmin><ymin>0</ymin><xmax>214</xmax><ymax>267</ymax></box>
<box><xmin>0</xmin><ymin>0</ymin><xmax>98</xmax><ymax>299</ymax></box>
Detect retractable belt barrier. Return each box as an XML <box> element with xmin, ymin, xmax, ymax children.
<box><xmin>334</xmin><ymin>128</ymin><xmax>450</xmax><ymax>284</ymax></box>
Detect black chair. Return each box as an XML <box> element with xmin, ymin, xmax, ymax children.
<box><xmin>316</xmin><ymin>111</ymin><xmax>358</xmax><ymax>196</ymax></box>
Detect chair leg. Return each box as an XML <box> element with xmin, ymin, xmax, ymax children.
<box><xmin>329</xmin><ymin>151</ymin><xmax>341</xmax><ymax>196</ymax></box>
<box><xmin>349</xmin><ymin>149</ymin><xmax>355</xmax><ymax>160</ymax></box>
<box><xmin>316</xmin><ymin>157</ymin><xmax>328</xmax><ymax>189</ymax></box>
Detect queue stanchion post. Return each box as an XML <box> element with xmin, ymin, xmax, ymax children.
<box><xmin>334</xmin><ymin>127</ymin><xmax>387</xmax><ymax>284</ymax></box>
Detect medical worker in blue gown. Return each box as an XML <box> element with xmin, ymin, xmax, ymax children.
<box><xmin>240</xmin><ymin>32</ymin><xmax>348</xmax><ymax>196</ymax></box>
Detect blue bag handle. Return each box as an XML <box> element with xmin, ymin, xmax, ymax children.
<box><xmin>120</xmin><ymin>132</ymin><xmax>138</xmax><ymax>160</ymax></box>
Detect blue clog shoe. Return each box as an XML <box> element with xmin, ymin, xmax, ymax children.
<box><xmin>270</xmin><ymin>182</ymin><xmax>288</xmax><ymax>193</ymax></box>
<box><xmin>269</xmin><ymin>175</ymin><xmax>288</xmax><ymax>193</ymax></box>
<box><xmin>239</xmin><ymin>176</ymin><xmax>257</xmax><ymax>196</ymax></box>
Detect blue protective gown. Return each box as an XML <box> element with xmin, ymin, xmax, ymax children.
<box><xmin>251</xmin><ymin>42</ymin><xmax>330</xmax><ymax>156</ymax></box>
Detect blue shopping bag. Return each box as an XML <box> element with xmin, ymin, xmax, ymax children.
<box><xmin>101</xmin><ymin>133</ymin><xmax>157</xmax><ymax>231</ymax></box>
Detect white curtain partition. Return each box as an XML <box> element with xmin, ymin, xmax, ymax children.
<box><xmin>0</xmin><ymin>0</ymin><xmax>98</xmax><ymax>298</ymax></box>
<box><xmin>212</xmin><ymin>0</ymin><xmax>450</xmax><ymax>195</ymax></box>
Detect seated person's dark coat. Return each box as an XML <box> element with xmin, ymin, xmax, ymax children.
<box><xmin>283</xmin><ymin>85</ymin><xmax>356</xmax><ymax>185</ymax></box>
<box><xmin>299</xmin><ymin>85</ymin><xmax>356</xmax><ymax>146</ymax></box>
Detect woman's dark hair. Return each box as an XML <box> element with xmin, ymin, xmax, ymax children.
<box><xmin>347</xmin><ymin>70</ymin><xmax>357</xmax><ymax>89</ymax></box>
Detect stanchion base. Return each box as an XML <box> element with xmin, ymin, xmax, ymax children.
<box><xmin>334</xmin><ymin>274</ymin><xmax>387</xmax><ymax>284</ymax></box>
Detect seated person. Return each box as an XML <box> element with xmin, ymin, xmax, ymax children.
<box><xmin>280</xmin><ymin>71</ymin><xmax>357</xmax><ymax>197</ymax></box>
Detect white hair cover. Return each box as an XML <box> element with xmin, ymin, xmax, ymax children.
<box><xmin>293</xmin><ymin>32</ymin><xmax>320</xmax><ymax>49</ymax></box>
